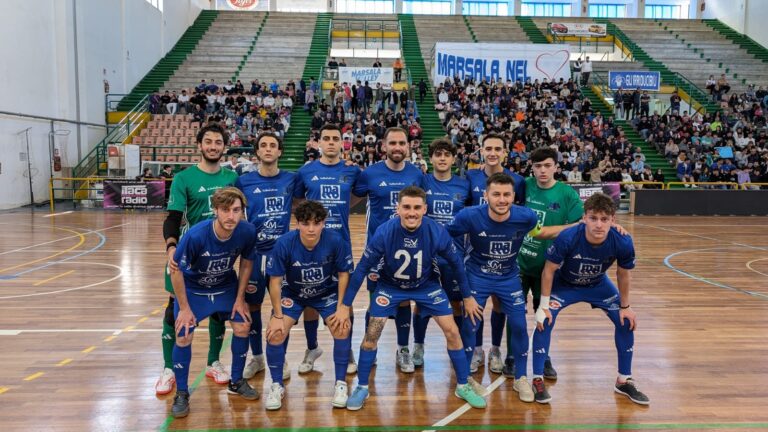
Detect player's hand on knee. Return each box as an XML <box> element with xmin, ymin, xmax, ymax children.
<box><xmin>328</xmin><ymin>305</ymin><xmax>350</xmax><ymax>333</ymax></box>
<box><xmin>535</xmin><ymin>307</ymin><xmax>551</xmax><ymax>332</ymax></box>
<box><xmin>231</xmin><ymin>299</ymin><xmax>252</xmax><ymax>323</ymax></box>
<box><xmin>463</xmin><ymin>296</ymin><xmax>483</xmax><ymax>325</ymax></box>
<box><xmin>175</xmin><ymin>308</ymin><xmax>196</xmax><ymax>337</ymax></box>
<box><xmin>620</xmin><ymin>307</ymin><xmax>636</xmax><ymax>331</ymax></box>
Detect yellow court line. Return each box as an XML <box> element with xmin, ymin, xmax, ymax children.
<box><xmin>0</xmin><ymin>387</ymin><xmax>8</xmax><ymax>394</ymax></box>
<box><xmin>0</xmin><ymin>227</ymin><xmax>85</xmax><ymax>274</ymax></box>
<box><xmin>33</xmin><ymin>270</ymin><xmax>75</xmax><ymax>286</ymax></box>
<box><xmin>137</xmin><ymin>316</ymin><xmax>148</xmax><ymax>323</ymax></box>
<box><xmin>82</xmin><ymin>346</ymin><xmax>96</xmax><ymax>354</ymax></box>
<box><xmin>150</xmin><ymin>309</ymin><xmax>161</xmax><ymax>315</ymax></box>
<box><xmin>23</xmin><ymin>372</ymin><xmax>44</xmax><ymax>381</ymax></box>
<box><xmin>56</xmin><ymin>358</ymin><xmax>73</xmax><ymax>366</ymax></box>
<box><xmin>103</xmin><ymin>335</ymin><xmax>116</xmax><ymax>342</ymax></box>
<box><xmin>123</xmin><ymin>326</ymin><xmax>135</xmax><ymax>332</ymax></box>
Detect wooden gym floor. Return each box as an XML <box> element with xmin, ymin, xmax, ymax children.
<box><xmin>0</xmin><ymin>209</ymin><xmax>767</xmax><ymax>432</ymax></box>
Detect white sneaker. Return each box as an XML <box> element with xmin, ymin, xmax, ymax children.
<box><xmin>205</xmin><ymin>360</ymin><xmax>230</xmax><ymax>385</ymax></box>
<box><xmin>396</xmin><ymin>347</ymin><xmax>415</xmax><ymax>373</ymax></box>
<box><xmin>265</xmin><ymin>382</ymin><xmax>285</xmax><ymax>410</ymax></box>
<box><xmin>346</xmin><ymin>350</ymin><xmax>358</xmax><ymax>374</ymax></box>
<box><xmin>244</xmin><ymin>354</ymin><xmax>265</xmax><ymax>379</ymax></box>
<box><xmin>467</xmin><ymin>376</ymin><xmax>487</xmax><ymax>396</ymax></box>
<box><xmin>470</xmin><ymin>348</ymin><xmax>485</xmax><ymax>373</ymax></box>
<box><xmin>298</xmin><ymin>348</ymin><xmax>323</xmax><ymax>374</ymax></box>
<box><xmin>332</xmin><ymin>381</ymin><xmax>348</xmax><ymax>408</ymax></box>
<box><xmin>513</xmin><ymin>376</ymin><xmax>535</xmax><ymax>403</ymax></box>
<box><xmin>283</xmin><ymin>362</ymin><xmax>291</xmax><ymax>381</ymax></box>
<box><xmin>488</xmin><ymin>346</ymin><xmax>503</xmax><ymax>374</ymax></box>
<box><xmin>155</xmin><ymin>367</ymin><xmax>175</xmax><ymax>395</ymax></box>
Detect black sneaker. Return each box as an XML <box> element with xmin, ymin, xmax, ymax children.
<box><xmin>543</xmin><ymin>359</ymin><xmax>558</xmax><ymax>380</ymax></box>
<box><xmin>614</xmin><ymin>378</ymin><xmax>650</xmax><ymax>405</ymax></box>
<box><xmin>227</xmin><ymin>378</ymin><xmax>260</xmax><ymax>400</ymax></box>
<box><xmin>532</xmin><ymin>377</ymin><xmax>551</xmax><ymax>404</ymax></box>
<box><xmin>171</xmin><ymin>391</ymin><xmax>190</xmax><ymax>418</ymax></box>
<box><xmin>501</xmin><ymin>357</ymin><xmax>515</xmax><ymax>378</ymax></box>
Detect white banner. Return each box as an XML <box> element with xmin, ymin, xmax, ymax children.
<box><xmin>215</xmin><ymin>0</ymin><xmax>268</xmax><ymax>11</ymax></box>
<box><xmin>549</xmin><ymin>22</ymin><xmax>607</xmax><ymax>37</ymax></box>
<box><xmin>338</xmin><ymin>67</ymin><xmax>394</xmax><ymax>89</ymax></box>
<box><xmin>433</xmin><ymin>43</ymin><xmax>571</xmax><ymax>84</ymax></box>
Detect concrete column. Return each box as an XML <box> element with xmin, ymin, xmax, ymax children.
<box><xmin>269</xmin><ymin>0</ymin><xmax>277</xmax><ymax>12</ymax></box>
<box><xmin>578</xmin><ymin>0</ymin><xmax>588</xmax><ymax>17</ymax></box>
<box><xmin>514</xmin><ymin>0</ymin><xmax>522</xmax><ymax>15</ymax></box>
<box><xmin>455</xmin><ymin>0</ymin><xmax>462</xmax><ymax>15</ymax></box>
<box><xmin>634</xmin><ymin>0</ymin><xmax>645</xmax><ymax>18</ymax></box>
<box><xmin>395</xmin><ymin>0</ymin><xmax>403</xmax><ymax>14</ymax></box>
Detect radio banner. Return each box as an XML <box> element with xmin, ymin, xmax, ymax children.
<box><xmin>103</xmin><ymin>180</ymin><xmax>166</xmax><ymax>209</ymax></box>
<box><xmin>608</xmin><ymin>71</ymin><xmax>661</xmax><ymax>91</ymax></box>
<box><xmin>570</xmin><ymin>182</ymin><xmax>621</xmax><ymax>206</ymax></box>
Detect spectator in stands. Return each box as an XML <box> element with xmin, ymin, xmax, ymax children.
<box><xmin>572</xmin><ymin>57</ymin><xmax>583</xmax><ymax>85</ymax></box>
<box><xmin>418</xmin><ymin>79</ymin><xmax>427</xmax><ymax>103</ymax></box>
<box><xmin>196</xmin><ymin>79</ymin><xmax>207</xmax><ymax>94</ymax></box>
<box><xmin>393</xmin><ymin>58</ymin><xmax>404</xmax><ymax>82</ymax></box>
<box><xmin>178</xmin><ymin>89</ymin><xmax>191</xmax><ymax>114</ymax></box>
<box><xmin>137</xmin><ymin>167</ymin><xmax>154</xmax><ymax>181</ymax></box>
<box><xmin>372</xmin><ymin>58</ymin><xmax>382</xmax><ymax>67</ymax></box>
<box><xmin>206</xmin><ymin>79</ymin><xmax>218</xmax><ymax>94</ymax></box>
<box><xmin>327</xmin><ymin>57</ymin><xmax>339</xmax><ymax>80</ymax></box>
<box><xmin>640</xmin><ymin>90</ymin><xmax>650</xmax><ymax>118</ymax></box>
<box><xmin>339</xmin><ymin>58</ymin><xmax>347</xmax><ymax>67</ymax></box>
<box><xmin>581</xmin><ymin>57</ymin><xmax>592</xmax><ymax>86</ymax></box>
<box><xmin>670</xmin><ymin>91</ymin><xmax>681</xmax><ymax>114</ymax></box>
<box><xmin>223</xmin><ymin>80</ymin><xmax>234</xmax><ymax>94</ymax></box>
<box><xmin>717</xmin><ymin>74</ymin><xmax>731</xmax><ymax>95</ymax></box>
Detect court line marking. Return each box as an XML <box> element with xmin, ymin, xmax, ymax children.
<box><xmin>0</xmin><ymin>262</ymin><xmax>123</xmax><ymax>300</ymax></box>
<box><xmin>630</xmin><ymin>221</ymin><xmax>768</xmax><ymax>252</ymax></box>
<box><xmin>33</xmin><ymin>270</ymin><xmax>75</xmax><ymax>286</ymax></box>
<box><xmin>0</xmin><ymin>222</ymin><xmax>130</xmax><ymax>257</ymax></box>
<box><xmin>23</xmin><ymin>372</ymin><xmax>44</xmax><ymax>381</ymax></box>
<box><xmin>0</xmin><ymin>387</ymin><xmax>8</xmax><ymax>394</ymax></box>
<box><xmin>56</xmin><ymin>359</ymin><xmax>73</xmax><ymax>366</ymax></box>
<box><xmin>746</xmin><ymin>258</ymin><xmax>768</xmax><ymax>278</ymax></box>
<box><xmin>81</xmin><ymin>346</ymin><xmax>96</xmax><ymax>353</ymax></box>
<box><xmin>0</xmin><ymin>227</ymin><xmax>85</xmax><ymax>273</ymax></box>
<box><xmin>41</xmin><ymin>211</ymin><xmax>73</xmax><ymax>218</ymax></box>
<box><xmin>10</xmin><ymin>231</ymin><xmax>108</xmax><ymax>277</ymax></box>
<box><xmin>424</xmin><ymin>375</ymin><xmax>506</xmax><ymax>431</ymax></box>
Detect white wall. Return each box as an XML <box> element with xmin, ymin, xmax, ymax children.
<box><xmin>742</xmin><ymin>0</ymin><xmax>768</xmax><ymax>49</ymax></box>
<box><xmin>0</xmin><ymin>0</ymin><xmax>204</xmax><ymax>209</ymax></box>
<box><xmin>702</xmin><ymin>0</ymin><xmax>746</xmax><ymax>32</ymax></box>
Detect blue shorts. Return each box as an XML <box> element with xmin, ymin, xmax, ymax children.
<box><xmin>244</xmin><ymin>253</ymin><xmax>268</xmax><ymax>305</ymax></box>
<box><xmin>436</xmin><ymin>258</ymin><xmax>462</xmax><ymax>302</ymax></box>
<box><xmin>467</xmin><ymin>273</ymin><xmax>526</xmax><ymax>316</ymax></box>
<box><xmin>280</xmin><ymin>290</ymin><xmax>339</xmax><ymax>322</ymax></box>
<box><xmin>549</xmin><ymin>278</ymin><xmax>622</xmax><ymax>314</ymax></box>
<box><xmin>369</xmin><ymin>281</ymin><xmax>453</xmax><ymax>318</ymax></box>
<box><xmin>174</xmin><ymin>287</ymin><xmax>246</xmax><ymax>337</ymax></box>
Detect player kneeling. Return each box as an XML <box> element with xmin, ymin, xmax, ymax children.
<box><xmin>263</xmin><ymin>200</ymin><xmax>355</xmax><ymax>410</ymax></box>
<box><xmin>531</xmin><ymin>192</ymin><xmax>650</xmax><ymax>405</ymax></box>
<box><xmin>170</xmin><ymin>188</ymin><xmax>258</xmax><ymax>418</ymax></box>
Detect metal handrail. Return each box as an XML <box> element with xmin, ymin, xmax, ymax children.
<box><xmin>666</xmin><ymin>181</ymin><xmax>740</xmax><ymax>189</ymax></box>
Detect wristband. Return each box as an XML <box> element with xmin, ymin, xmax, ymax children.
<box><xmin>539</xmin><ymin>295</ymin><xmax>550</xmax><ymax>310</ymax></box>
<box><xmin>272</xmin><ymin>315</ymin><xmax>284</xmax><ymax>319</ymax></box>
<box><xmin>166</xmin><ymin>242</ymin><xmax>177</xmax><ymax>251</ymax></box>
<box><xmin>620</xmin><ymin>304</ymin><xmax>631</xmax><ymax>309</ymax></box>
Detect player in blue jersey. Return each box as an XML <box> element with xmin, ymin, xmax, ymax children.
<box><xmin>262</xmin><ymin>201</ymin><xmax>355</xmax><ymax>410</ymax></box>
<box><xmin>293</xmin><ymin>124</ymin><xmax>363</xmax><ymax>375</ymax></box>
<box><xmin>235</xmin><ymin>132</ymin><xmax>296</xmax><ymax>381</ymax></box>
<box><xmin>352</xmin><ymin>127</ymin><xmax>425</xmax><ymax>373</ymax></box>
<box><xmin>464</xmin><ymin>133</ymin><xmax>526</xmax><ymax>375</ymax></box>
<box><xmin>531</xmin><ymin>193</ymin><xmax>649</xmax><ymax>405</ymax></box>
<box><xmin>446</xmin><ymin>173</ymin><xmax>576</xmax><ymax>401</ymax></box>
<box><xmin>169</xmin><ymin>188</ymin><xmax>258</xmax><ymax>418</ymax></box>
<box><xmin>342</xmin><ymin>186</ymin><xmax>486</xmax><ymax>410</ymax></box>
<box><xmin>411</xmin><ymin>138</ymin><xmax>471</xmax><ymax>368</ymax></box>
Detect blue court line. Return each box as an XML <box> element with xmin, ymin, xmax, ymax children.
<box><xmin>663</xmin><ymin>247</ymin><xmax>768</xmax><ymax>300</ymax></box>
<box><xmin>10</xmin><ymin>230</ymin><xmax>107</xmax><ymax>277</ymax></box>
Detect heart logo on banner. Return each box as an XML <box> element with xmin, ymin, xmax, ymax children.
<box><xmin>535</xmin><ymin>50</ymin><xmax>570</xmax><ymax>81</ymax></box>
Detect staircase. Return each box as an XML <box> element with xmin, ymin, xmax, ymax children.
<box><xmin>462</xmin><ymin>16</ymin><xmax>478</xmax><ymax>43</ymax></box>
<box><xmin>582</xmin><ymin>87</ymin><xmax>675</xmax><ymax>182</ymax></box>
<box><xmin>281</xmin><ymin>12</ymin><xmax>332</xmax><ymax>171</ymax></box>
<box><xmin>232</xmin><ymin>13</ymin><xmax>270</xmax><ymax>81</ymax></box>
<box><xmin>116</xmin><ymin>10</ymin><xmax>217</xmax><ymax>111</ymax></box>
<box><xmin>702</xmin><ymin>19</ymin><xmax>768</xmax><ymax>63</ymax></box>
<box><xmin>515</xmin><ymin>16</ymin><xmax>550</xmax><ymax>44</ymax></box>
<box><xmin>398</xmin><ymin>14</ymin><xmax>445</xmax><ymax>151</ymax></box>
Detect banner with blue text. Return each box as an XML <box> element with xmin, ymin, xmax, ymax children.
<box><xmin>432</xmin><ymin>43</ymin><xmax>571</xmax><ymax>84</ymax></box>
<box><xmin>608</xmin><ymin>71</ymin><xmax>661</xmax><ymax>91</ymax></box>
<box><xmin>338</xmin><ymin>67</ymin><xmax>394</xmax><ymax>89</ymax></box>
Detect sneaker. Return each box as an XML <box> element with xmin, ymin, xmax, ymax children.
<box><xmin>205</xmin><ymin>360</ymin><xmax>230</xmax><ymax>385</ymax></box>
<box><xmin>347</xmin><ymin>350</ymin><xmax>358</xmax><ymax>374</ymax></box>
<box><xmin>412</xmin><ymin>343</ymin><xmax>425</xmax><ymax>367</ymax></box>
<box><xmin>532</xmin><ymin>377</ymin><xmax>552</xmax><ymax>404</ymax></box>
<box><xmin>501</xmin><ymin>357</ymin><xmax>515</xmax><ymax>378</ymax></box>
<box><xmin>396</xmin><ymin>347</ymin><xmax>415</xmax><ymax>373</ymax></box>
<box><xmin>265</xmin><ymin>382</ymin><xmax>285</xmax><ymax>410</ymax></box>
<box><xmin>244</xmin><ymin>354</ymin><xmax>265</xmax><ymax>379</ymax></box>
<box><xmin>298</xmin><ymin>348</ymin><xmax>323</xmax><ymax>374</ymax></box>
<box><xmin>470</xmin><ymin>348</ymin><xmax>484</xmax><ymax>373</ymax></box>
<box><xmin>227</xmin><ymin>378</ymin><xmax>260</xmax><ymax>400</ymax></box>
<box><xmin>614</xmin><ymin>378</ymin><xmax>650</xmax><ymax>405</ymax></box>
<box><xmin>346</xmin><ymin>386</ymin><xmax>369</xmax><ymax>411</ymax></box>
<box><xmin>171</xmin><ymin>390</ymin><xmax>190</xmax><ymax>418</ymax></box>
<box><xmin>543</xmin><ymin>359</ymin><xmax>558</xmax><ymax>380</ymax></box>
<box><xmin>513</xmin><ymin>376</ymin><xmax>535</xmax><ymax>403</ymax></box>
<box><xmin>332</xmin><ymin>381</ymin><xmax>348</xmax><ymax>408</ymax></box>
<box><xmin>467</xmin><ymin>377</ymin><xmax>487</xmax><ymax>396</ymax></box>
<box><xmin>155</xmin><ymin>367</ymin><xmax>176</xmax><ymax>395</ymax></box>
<box><xmin>455</xmin><ymin>383</ymin><xmax>487</xmax><ymax>409</ymax></box>
<box><xmin>488</xmin><ymin>347</ymin><xmax>503</xmax><ymax>374</ymax></box>
<box><xmin>283</xmin><ymin>362</ymin><xmax>291</xmax><ymax>381</ymax></box>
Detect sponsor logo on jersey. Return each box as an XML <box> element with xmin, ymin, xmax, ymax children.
<box><xmin>201</xmin><ymin>251</ymin><xmax>210</xmax><ymax>257</ymax></box>
<box><xmin>433</xmin><ymin>200</ymin><xmax>453</xmax><ymax>215</ymax></box>
<box><xmin>320</xmin><ymin>184</ymin><xmax>341</xmax><ymax>200</ymax></box>
<box><xmin>473</xmin><ymin>186</ymin><xmax>480</xmax><ymax>192</ymax></box>
<box><xmin>375</xmin><ymin>295</ymin><xmax>390</xmax><ymax>306</ymax></box>
<box><xmin>379</xmin><ymin>181</ymin><xmax>388</xmax><ymax>187</ymax></box>
<box><xmin>573</xmin><ymin>254</ymin><xmax>582</xmax><ymax>259</ymax></box>
<box><xmin>253</xmin><ymin>187</ymin><xmax>262</xmax><ymax>193</ymax></box>
<box><xmin>281</xmin><ymin>297</ymin><xmax>294</xmax><ymax>308</ymax></box>
<box><xmin>489</xmin><ymin>241</ymin><xmax>514</xmax><ymax>256</ymax></box>
<box><xmin>292</xmin><ymin>261</ymin><xmax>302</xmax><ymax>267</ymax></box>
<box><xmin>302</xmin><ymin>267</ymin><xmax>324</xmax><ymax>282</ymax></box>
<box><xmin>404</xmin><ymin>238</ymin><xmax>418</xmax><ymax>249</ymax></box>
<box><xmin>264</xmin><ymin>196</ymin><xmax>285</xmax><ymax>213</ymax></box>
<box><xmin>389</xmin><ymin>191</ymin><xmax>399</xmax><ymax>206</ymax></box>
<box><xmin>478</xmin><ymin>231</ymin><xmax>487</xmax><ymax>237</ymax></box>
<box><xmin>578</xmin><ymin>263</ymin><xmax>603</xmax><ymax>276</ymax></box>
<box><xmin>311</xmin><ymin>175</ymin><xmax>319</xmax><ymax>181</ymax></box>
<box><xmin>198</xmin><ymin>186</ymin><xmax>207</xmax><ymax>193</ymax></box>
<box><xmin>206</xmin><ymin>257</ymin><xmax>231</xmax><ymax>273</ymax></box>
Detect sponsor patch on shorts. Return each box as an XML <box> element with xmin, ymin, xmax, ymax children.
<box><xmin>245</xmin><ymin>284</ymin><xmax>257</xmax><ymax>294</ymax></box>
<box><xmin>375</xmin><ymin>295</ymin><xmax>390</xmax><ymax>307</ymax></box>
<box><xmin>281</xmin><ymin>297</ymin><xmax>294</xmax><ymax>308</ymax></box>
<box><xmin>549</xmin><ymin>300</ymin><xmax>562</xmax><ymax>310</ymax></box>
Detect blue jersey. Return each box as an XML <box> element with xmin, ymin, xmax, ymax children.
<box><xmin>466</xmin><ymin>168</ymin><xmax>526</xmax><ymax>206</ymax></box>
<box><xmin>546</xmin><ymin>224</ymin><xmax>636</xmax><ymax>287</ymax></box>
<box><xmin>294</xmin><ymin>160</ymin><xmax>361</xmax><ymax>244</ymax></box>
<box><xmin>353</xmin><ymin>161</ymin><xmax>425</xmax><ymax>241</ymax></box>
<box><xmin>342</xmin><ymin>217</ymin><xmax>470</xmax><ymax>306</ymax></box>
<box><xmin>447</xmin><ymin>204</ymin><xmax>538</xmax><ymax>281</ymax></box>
<box><xmin>266</xmin><ymin>229</ymin><xmax>354</xmax><ymax>299</ymax></box>
<box><xmin>424</xmin><ymin>174</ymin><xmax>472</xmax><ymax>226</ymax></box>
<box><xmin>174</xmin><ymin>220</ymin><xmax>257</xmax><ymax>293</ymax></box>
<box><xmin>235</xmin><ymin>170</ymin><xmax>296</xmax><ymax>252</ymax></box>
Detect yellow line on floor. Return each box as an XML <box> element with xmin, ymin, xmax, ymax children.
<box><xmin>123</xmin><ymin>325</ymin><xmax>135</xmax><ymax>332</ymax></box>
<box><xmin>23</xmin><ymin>372</ymin><xmax>44</xmax><ymax>381</ymax></box>
<box><xmin>33</xmin><ymin>270</ymin><xmax>75</xmax><ymax>286</ymax></box>
<box><xmin>137</xmin><ymin>316</ymin><xmax>148</xmax><ymax>323</ymax></box>
<box><xmin>0</xmin><ymin>227</ymin><xmax>85</xmax><ymax>274</ymax></box>
<box><xmin>82</xmin><ymin>346</ymin><xmax>96</xmax><ymax>353</ymax></box>
<box><xmin>56</xmin><ymin>358</ymin><xmax>73</xmax><ymax>366</ymax></box>
<box><xmin>0</xmin><ymin>387</ymin><xmax>8</xmax><ymax>394</ymax></box>
<box><xmin>104</xmin><ymin>335</ymin><xmax>116</xmax><ymax>342</ymax></box>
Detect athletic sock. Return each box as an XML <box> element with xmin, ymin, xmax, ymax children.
<box><xmin>413</xmin><ymin>313</ymin><xmax>429</xmax><ymax>344</ymax></box>
<box><xmin>230</xmin><ymin>335</ymin><xmax>249</xmax><ymax>382</ymax></box>
<box><xmin>249</xmin><ymin>313</ymin><xmax>263</xmax><ymax>356</ymax></box>
<box><xmin>490</xmin><ymin>310</ymin><xmax>505</xmax><ymax>347</ymax></box>
<box><xmin>447</xmin><ymin>348</ymin><xmax>469</xmax><ymax>385</ymax></box>
<box><xmin>162</xmin><ymin>321</ymin><xmax>175</xmax><ymax>369</ymax></box>
<box><xmin>395</xmin><ymin>305</ymin><xmax>411</xmax><ymax>347</ymax></box>
<box><xmin>475</xmin><ymin>320</ymin><xmax>484</xmax><ymax>348</ymax></box>
<box><xmin>266</xmin><ymin>343</ymin><xmax>286</xmax><ymax>386</ymax></box>
<box><xmin>333</xmin><ymin>336</ymin><xmax>352</xmax><ymax>382</ymax></box>
<box><xmin>172</xmin><ymin>344</ymin><xmax>192</xmax><ymax>392</ymax></box>
<box><xmin>304</xmin><ymin>319</ymin><xmax>319</xmax><ymax>350</ymax></box>
<box><xmin>207</xmin><ymin>316</ymin><xmax>226</xmax><ymax>366</ymax></box>
<box><xmin>357</xmin><ymin>348</ymin><xmax>378</xmax><ymax>386</ymax></box>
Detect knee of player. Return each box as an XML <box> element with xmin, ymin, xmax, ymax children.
<box><xmin>176</xmin><ymin>334</ymin><xmax>194</xmax><ymax>346</ymax></box>
<box><xmin>231</xmin><ymin>322</ymin><xmax>250</xmax><ymax>337</ymax></box>
<box><xmin>331</xmin><ymin>326</ymin><xmax>350</xmax><ymax>340</ymax></box>
<box><xmin>268</xmin><ymin>332</ymin><xmax>287</xmax><ymax>345</ymax></box>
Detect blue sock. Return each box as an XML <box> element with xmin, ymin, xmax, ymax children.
<box><xmin>249</xmin><ymin>313</ymin><xmax>262</xmax><ymax>356</ymax></box>
<box><xmin>172</xmin><ymin>344</ymin><xmax>192</xmax><ymax>392</ymax></box>
<box><xmin>413</xmin><ymin>313</ymin><xmax>429</xmax><ymax>344</ymax></box>
<box><xmin>460</xmin><ymin>316</ymin><xmax>479</xmax><ymax>364</ymax></box>
<box><xmin>612</xmin><ymin>311</ymin><xmax>635</xmax><ymax>376</ymax></box>
<box><xmin>304</xmin><ymin>319</ymin><xmax>319</xmax><ymax>350</ymax></box>
<box><xmin>395</xmin><ymin>305</ymin><xmax>411</xmax><ymax>347</ymax></box>
<box><xmin>448</xmin><ymin>348</ymin><xmax>469</xmax><ymax>385</ymax></box>
<box><xmin>491</xmin><ymin>310</ymin><xmax>505</xmax><ymax>347</ymax></box>
<box><xmin>333</xmin><ymin>336</ymin><xmax>352</xmax><ymax>382</ymax></box>
<box><xmin>266</xmin><ymin>342</ymin><xmax>286</xmax><ymax>386</ymax></box>
<box><xmin>475</xmin><ymin>320</ymin><xmax>484</xmax><ymax>348</ymax></box>
<box><xmin>357</xmin><ymin>348</ymin><xmax>378</xmax><ymax>386</ymax></box>
<box><xmin>507</xmin><ymin>310</ymin><xmax>529</xmax><ymax>379</ymax></box>
<box><xmin>230</xmin><ymin>335</ymin><xmax>249</xmax><ymax>383</ymax></box>
<box><xmin>453</xmin><ymin>314</ymin><xmax>462</xmax><ymax>329</ymax></box>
